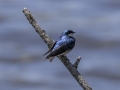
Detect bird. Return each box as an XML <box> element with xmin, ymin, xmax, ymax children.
<box><xmin>43</xmin><ymin>30</ymin><xmax>76</xmax><ymax>62</ymax></box>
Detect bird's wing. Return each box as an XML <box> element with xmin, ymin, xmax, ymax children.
<box><xmin>43</xmin><ymin>41</ymin><xmax>56</xmax><ymax>56</ymax></box>
<box><xmin>46</xmin><ymin>44</ymin><xmax>66</xmax><ymax>58</ymax></box>
<box><xmin>47</xmin><ymin>37</ymin><xmax>76</xmax><ymax>58</ymax></box>
<box><xmin>48</xmin><ymin>37</ymin><xmax>75</xmax><ymax>57</ymax></box>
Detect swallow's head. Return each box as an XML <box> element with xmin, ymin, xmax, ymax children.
<box><xmin>62</xmin><ymin>30</ymin><xmax>75</xmax><ymax>37</ymax></box>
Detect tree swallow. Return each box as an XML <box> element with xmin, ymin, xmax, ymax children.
<box><xmin>43</xmin><ymin>30</ymin><xmax>76</xmax><ymax>62</ymax></box>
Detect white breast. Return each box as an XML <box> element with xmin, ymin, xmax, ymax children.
<box><xmin>59</xmin><ymin>49</ymin><xmax>71</xmax><ymax>56</ymax></box>
<box><xmin>68</xmin><ymin>33</ymin><xmax>73</xmax><ymax>37</ymax></box>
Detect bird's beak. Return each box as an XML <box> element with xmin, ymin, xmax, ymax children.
<box><xmin>73</xmin><ymin>32</ymin><xmax>76</xmax><ymax>33</ymax></box>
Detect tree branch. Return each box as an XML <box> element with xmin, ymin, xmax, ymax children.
<box><xmin>22</xmin><ymin>8</ymin><xmax>92</xmax><ymax>90</ymax></box>
<box><xmin>73</xmin><ymin>56</ymin><xmax>81</xmax><ymax>69</ymax></box>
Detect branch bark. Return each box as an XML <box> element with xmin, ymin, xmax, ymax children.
<box><xmin>73</xmin><ymin>56</ymin><xmax>81</xmax><ymax>69</ymax></box>
<box><xmin>22</xmin><ymin>8</ymin><xmax>92</xmax><ymax>90</ymax></box>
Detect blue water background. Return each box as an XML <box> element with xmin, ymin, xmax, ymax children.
<box><xmin>0</xmin><ymin>0</ymin><xmax>120</xmax><ymax>90</ymax></box>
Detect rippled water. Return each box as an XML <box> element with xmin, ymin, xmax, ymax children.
<box><xmin>0</xmin><ymin>0</ymin><xmax>120</xmax><ymax>90</ymax></box>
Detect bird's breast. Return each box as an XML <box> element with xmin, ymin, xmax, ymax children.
<box><xmin>59</xmin><ymin>49</ymin><xmax>71</xmax><ymax>56</ymax></box>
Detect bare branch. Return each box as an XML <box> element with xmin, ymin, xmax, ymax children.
<box><xmin>22</xmin><ymin>8</ymin><xmax>92</xmax><ymax>90</ymax></box>
<box><xmin>22</xmin><ymin>8</ymin><xmax>54</xmax><ymax>48</ymax></box>
<box><xmin>73</xmin><ymin>56</ymin><xmax>81</xmax><ymax>69</ymax></box>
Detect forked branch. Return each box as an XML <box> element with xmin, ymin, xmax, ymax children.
<box><xmin>73</xmin><ymin>56</ymin><xmax>81</xmax><ymax>69</ymax></box>
<box><xmin>22</xmin><ymin>8</ymin><xmax>92</xmax><ymax>90</ymax></box>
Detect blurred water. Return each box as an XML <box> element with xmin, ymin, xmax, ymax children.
<box><xmin>0</xmin><ymin>0</ymin><xmax>120</xmax><ymax>90</ymax></box>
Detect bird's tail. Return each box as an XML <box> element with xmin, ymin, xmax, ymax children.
<box><xmin>49</xmin><ymin>56</ymin><xmax>55</xmax><ymax>62</ymax></box>
<box><xmin>43</xmin><ymin>56</ymin><xmax>55</xmax><ymax>62</ymax></box>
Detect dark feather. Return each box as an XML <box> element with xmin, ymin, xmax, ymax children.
<box><xmin>46</xmin><ymin>44</ymin><xmax>66</xmax><ymax>59</ymax></box>
<box><xmin>44</xmin><ymin>30</ymin><xmax>76</xmax><ymax>62</ymax></box>
<box><xmin>43</xmin><ymin>42</ymin><xmax>56</xmax><ymax>56</ymax></box>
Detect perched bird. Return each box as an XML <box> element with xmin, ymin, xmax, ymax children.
<box><xmin>43</xmin><ymin>30</ymin><xmax>76</xmax><ymax>62</ymax></box>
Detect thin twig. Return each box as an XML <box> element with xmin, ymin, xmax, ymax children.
<box><xmin>22</xmin><ymin>8</ymin><xmax>92</xmax><ymax>90</ymax></box>
<box><xmin>73</xmin><ymin>56</ymin><xmax>81</xmax><ymax>69</ymax></box>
